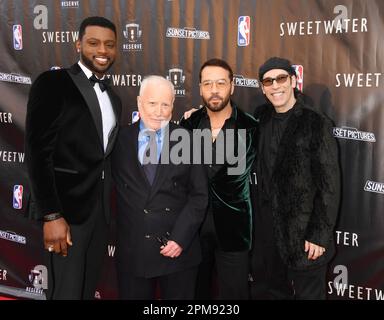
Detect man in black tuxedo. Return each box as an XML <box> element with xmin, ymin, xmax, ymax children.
<box><xmin>25</xmin><ymin>16</ymin><xmax>121</xmax><ymax>299</ymax></box>
<box><xmin>112</xmin><ymin>76</ymin><xmax>208</xmax><ymax>299</ymax></box>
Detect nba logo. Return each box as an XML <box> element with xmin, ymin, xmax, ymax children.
<box><xmin>237</xmin><ymin>16</ymin><xmax>250</xmax><ymax>46</ymax></box>
<box><xmin>13</xmin><ymin>24</ymin><xmax>23</xmax><ymax>50</ymax></box>
<box><xmin>132</xmin><ymin>111</ymin><xmax>140</xmax><ymax>123</ymax></box>
<box><xmin>292</xmin><ymin>65</ymin><xmax>304</xmax><ymax>92</ymax></box>
<box><xmin>13</xmin><ymin>185</ymin><xmax>23</xmax><ymax>209</ymax></box>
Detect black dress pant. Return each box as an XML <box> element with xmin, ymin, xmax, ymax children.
<box><xmin>118</xmin><ymin>267</ymin><xmax>198</xmax><ymax>300</ymax></box>
<box><xmin>195</xmin><ymin>212</ymin><xmax>250</xmax><ymax>300</ymax></box>
<box><xmin>251</xmin><ymin>201</ymin><xmax>328</xmax><ymax>300</ymax></box>
<box><xmin>251</xmin><ymin>243</ymin><xmax>327</xmax><ymax>300</ymax></box>
<box><xmin>45</xmin><ymin>205</ymin><xmax>108</xmax><ymax>300</ymax></box>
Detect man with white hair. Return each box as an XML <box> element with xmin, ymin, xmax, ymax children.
<box><xmin>112</xmin><ymin>76</ymin><xmax>208</xmax><ymax>299</ymax></box>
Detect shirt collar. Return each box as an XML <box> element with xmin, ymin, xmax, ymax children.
<box><xmin>78</xmin><ymin>61</ymin><xmax>106</xmax><ymax>80</ymax></box>
<box><xmin>139</xmin><ymin>120</ymin><xmax>165</xmax><ymax>139</ymax></box>
<box><xmin>229</xmin><ymin>102</ymin><xmax>238</xmax><ymax>121</ymax></box>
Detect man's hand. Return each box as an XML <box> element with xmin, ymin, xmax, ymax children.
<box><xmin>160</xmin><ymin>240</ymin><xmax>183</xmax><ymax>258</ymax></box>
<box><xmin>305</xmin><ymin>240</ymin><xmax>325</xmax><ymax>260</ymax></box>
<box><xmin>183</xmin><ymin>107</ymin><xmax>199</xmax><ymax>120</ymax></box>
<box><xmin>44</xmin><ymin>217</ymin><xmax>73</xmax><ymax>257</ymax></box>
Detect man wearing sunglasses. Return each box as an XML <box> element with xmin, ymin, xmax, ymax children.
<box><xmin>251</xmin><ymin>57</ymin><xmax>340</xmax><ymax>299</ymax></box>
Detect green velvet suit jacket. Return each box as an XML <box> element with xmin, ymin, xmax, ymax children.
<box><xmin>180</xmin><ymin>103</ymin><xmax>257</xmax><ymax>251</ymax></box>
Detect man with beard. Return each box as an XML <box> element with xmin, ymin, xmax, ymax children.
<box><xmin>25</xmin><ymin>16</ymin><xmax>121</xmax><ymax>299</ymax></box>
<box><xmin>180</xmin><ymin>58</ymin><xmax>257</xmax><ymax>299</ymax></box>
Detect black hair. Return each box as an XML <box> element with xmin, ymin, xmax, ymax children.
<box><xmin>258</xmin><ymin>56</ymin><xmax>296</xmax><ymax>81</ymax></box>
<box><xmin>199</xmin><ymin>58</ymin><xmax>234</xmax><ymax>82</ymax></box>
<box><xmin>79</xmin><ymin>16</ymin><xmax>116</xmax><ymax>40</ymax></box>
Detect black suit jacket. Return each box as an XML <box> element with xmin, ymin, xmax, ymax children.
<box><xmin>253</xmin><ymin>99</ymin><xmax>340</xmax><ymax>270</ymax></box>
<box><xmin>25</xmin><ymin>63</ymin><xmax>122</xmax><ymax>224</ymax></box>
<box><xmin>112</xmin><ymin>122</ymin><xmax>208</xmax><ymax>278</ymax></box>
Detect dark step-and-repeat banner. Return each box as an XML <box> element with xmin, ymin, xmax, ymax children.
<box><xmin>0</xmin><ymin>0</ymin><xmax>383</xmax><ymax>300</ymax></box>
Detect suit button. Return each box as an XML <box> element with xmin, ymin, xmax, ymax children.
<box><xmin>144</xmin><ymin>209</ymin><xmax>149</xmax><ymax>214</ymax></box>
<box><xmin>173</xmin><ymin>182</ymin><xmax>177</xmax><ymax>187</ymax></box>
<box><xmin>145</xmin><ymin>235</ymin><xmax>151</xmax><ymax>239</ymax></box>
<box><xmin>165</xmin><ymin>207</ymin><xmax>171</xmax><ymax>212</ymax></box>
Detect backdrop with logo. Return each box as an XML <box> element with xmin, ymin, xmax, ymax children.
<box><xmin>0</xmin><ymin>0</ymin><xmax>383</xmax><ymax>300</ymax></box>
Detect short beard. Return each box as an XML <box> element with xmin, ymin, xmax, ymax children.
<box><xmin>80</xmin><ymin>52</ymin><xmax>114</xmax><ymax>76</ymax></box>
<box><xmin>203</xmin><ymin>94</ymin><xmax>230</xmax><ymax>113</ymax></box>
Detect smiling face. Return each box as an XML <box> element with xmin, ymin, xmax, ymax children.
<box><xmin>137</xmin><ymin>80</ymin><xmax>174</xmax><ymax>130</ymax></box>
<box><xmin>76</xmin><ymin>25</ymin><xmax>117</xmax><ymax>78</ymax></box>
<box><xmin>261</xmin><ymin>69</ymin><xmax>297</xmax><ymax>113</ymax></box>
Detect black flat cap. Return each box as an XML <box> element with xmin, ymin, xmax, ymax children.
<box><xmin>259</xmin><ymin>57</ymin><xmax>296</xmax><ymax>81</ymax></box>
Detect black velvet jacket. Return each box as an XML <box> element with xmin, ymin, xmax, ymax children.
<box><xmin>254</xmin><ymin>98</ymin><xmax>340</xmax><ymax>270</ymax></box>
<box><xmin>25</xmin><ymin>64</ymin><xmax>122</xmax><ymax>224</ymax></box>
<box><xmin>180</xmin><ymin>103</ymin><xmax>257</xmax><ymax>251</ymax></box>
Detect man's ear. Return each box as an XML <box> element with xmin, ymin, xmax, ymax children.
<box><xmin>230</xmin><ymin>81</ymin><xmax>235</xmax><ymax>95</ymax></box>
<box><xmin>75</xmin><ymin>40</ymin><xmax>81</xmax><ymax>53</ymax></box>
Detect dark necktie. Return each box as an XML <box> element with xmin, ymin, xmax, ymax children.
<box><xmin>89</xmin><ymin>74</ymin><xmax>110</xmax><ymax>92</ymax></box>
<box><xmin>142</xmin><ymin>130</ymin><xmax>159</xmax><ymax>185</ymax></box>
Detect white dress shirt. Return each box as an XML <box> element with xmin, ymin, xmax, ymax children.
<box><xmin>78</xmin><ymin>61</ymin><xmax>116</xmax><ymax>152</ymax></box>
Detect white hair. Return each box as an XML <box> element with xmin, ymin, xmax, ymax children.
<box><xmin>139</xmin><ymin>75</ymin><xmax>175</xmax><ymax>97</ymax></box>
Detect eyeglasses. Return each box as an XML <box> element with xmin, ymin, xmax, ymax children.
<box><xmin>200</xmin><ymin>79</ymin><xmax>229</xmax><ymax>90</ymax></box>
<box><xmin>261</xmin><ymin>74</ymin><xmax>290</xmax><ymax>87</ymax></box>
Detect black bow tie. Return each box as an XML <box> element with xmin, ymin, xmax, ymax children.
<box><xmin>89</xmin><ymin>74</ymin><xmax>110</xmax><ymax>92</ymax></box>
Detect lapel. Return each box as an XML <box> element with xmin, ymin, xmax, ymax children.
<box><xmin>129</xmin><ymin>122</ymin><xmax>152</xmax><ymax>188</ymax></box>
<box><xmin>67</xmin><ymin>64</ymin><xmax>104</xmax><ymax>150</ymax></box>
<box><xmin>272</xmin><ymin>105</ymin><xmax>302</xmax><ymax>176</ymax></box>
<box><xmin>105</xmin><ymin>88</ymin><xmax>122</xmax><ymax>157</ymax></box>
<box><xmin>147</xmin><ymin>123</ymin><xmax>175</xmax><ymax>201</ymax></box>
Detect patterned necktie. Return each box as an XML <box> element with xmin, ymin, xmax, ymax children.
<box><xmin>142</xmin><ymin>130</ymin><xmax>158</xmax><ymax>185</ymax></box>
<box><xmin>89</xmin><ymin>74</ymin><xmax>110</xmax><ymax>92</ymax></box>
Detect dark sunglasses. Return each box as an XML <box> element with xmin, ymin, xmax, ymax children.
<box><xmin>261</xmin><ymin>74</ymin><xmax>290</xmax><ymax>87</ymax></box>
